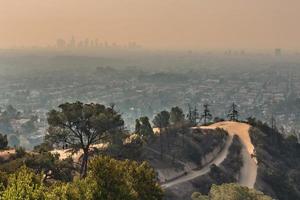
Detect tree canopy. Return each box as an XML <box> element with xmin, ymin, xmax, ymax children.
<box><xmin>46</xmin><ymin>102</ymin><xmax>124</xmax><ymax>177</ymax></box>
<box><xmin>153</xmin><ymin>110</ymin><xmax>170</xmax><ymax>129</ymax></box>
<box><xmin>170</xmin><ymin>106</ymin><xmax>185</xmax><ymax>125</ymax></box>
<box><xmin>135</xmin><ymin>116</ymin><xmax>154</xmax><ymax>139</ymax></box>
<box><xmin>227</xmin><ymin>103</ymin><xmax>239</xmax><ymax>121</ymax></box>
<box><xmin>0</xmin><ymin>156</ymin><xmax>163</xmax><ymax>200</ymax></box>
<box><xmin>201</xmin><ymin>104</ymin><xmax>212</xmax><ymax>125</ymax></box>
<box><xmin>191</xmin><ymin>183</ymin><xmax>272</xmax><ymax>200</ymax></box>
<box><xmin>0</xmin><ymin>133</ymin><xmax>8</xmax><ymax>150</ymax></box>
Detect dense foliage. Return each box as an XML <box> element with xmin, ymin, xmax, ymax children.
<box><xmin>0</xmin><ymin>134</ymin><xmax>8</xmax><ymax>150</ymax></box>
<box><xmin>248</xmin><ymin>118</ymin><xmax>300</xmax><ymax>200</ymax></box>
<box><xmin>0</xmin><ymin>151</ymin><xmax>74</xmax><ymax>183</ymax></box>
<box><xmin>47</xmin><ymin>102</ymin><xmax>124</xmax><ymax>177</ymax></box>
<box><xmin>191</xmin><ymin>183</ymin><xmax>272</xmax><ymax>200</ymax></box>
<box><xmin>0</xmin><ymin>156</ymin><xmax>163</xmax><ymax>200</ymax></box>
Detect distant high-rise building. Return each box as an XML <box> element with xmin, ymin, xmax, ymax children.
<box><xmin>69</xmin><ymin>36</ymin><xmax>76</xmax><ymax>48</ymax></box>
<box><xmin>84</xmin><ymin>38</ymin><xmax>89</xmax><ymax>48</ymax></box>
<box><xmin>78</xmin><ymin>41</ymin><xmax>82</xmax><ymax>48</ymax></box>
<box><xmin>275</xmin><ymin>48</ymin><xmax>282</xmax><ymax>56</ymax></box>
<box><xmin>56</xmin><ymin>39</ymin><xmax>66</xmax><ymax>49</ymax></box>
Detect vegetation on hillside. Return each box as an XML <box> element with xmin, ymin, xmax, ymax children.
<box><xmin>0</xmin><ymin>133</ymin><xmax>8</xmax><ymax>150</ymax></box>
<box><xmin>46</xmin><ymin>102</ymin><xmax>125</xmax><ymax>177</ymax></box>
<box><xmin>164</xmin><ymin>135</ymin><xmax>244</xmax><ymax>200</ymax></box>
<box><xmin>2</xmin><ymin>101</ymin><xmax>299</xmax><ymax>200</ymax></box>
<box><xmin>0</xmin><ymin>156</ymin><xmax>163</xmax><ymax>200</ymax></box>
<box><xmin>191</xmin><ymin>183</ymin><xmax>272</xmax><ymax>200</ymax></box>
<box><xmin>248</xmin><ymin>118</ymin><xmax>300</xmax><ymax>200</ymax></box>
<box><xmin>0</xmin><ymin>102</ymin><xmax>168</xmax><ymax>199</ymax></box>
<box><xmin>190</xmin><ymin>136</ymin><xmax>243</xmax><ymax>195</ymax></box>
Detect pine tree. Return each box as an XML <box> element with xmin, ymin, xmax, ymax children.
<box><xmin>187</xmin><ymin>104</ymin><xmax>199</xmax><ymax>126</ymax></box>
<box><xmin>201</xmin><ymin>104</ymin><xmax>212</xmax><ymax>125</ymax></box>
<box><xmin>227</xmin><ymin>103</ymin><xmax>239</xmax><ymax>121</ymax></box>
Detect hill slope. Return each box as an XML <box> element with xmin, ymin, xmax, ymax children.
<box><xmin>200</xmin><ymin>121</ymin><xmax>257</xmax><ymax>188</ymax></box>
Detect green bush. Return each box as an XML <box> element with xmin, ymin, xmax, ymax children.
<box><xmin>0</xmin><ymin>156</ymin><xmax>163</xmax><ymax>200</ymax></box>
<box><xmin>192</xmin><ymin>183</ymin><xmax>272</xmax><ymax>200</ymax></box>
<box><xmin>1</xmin><ymin>166</ymin><xmax>46</xmax><ymax>200</ymax></box>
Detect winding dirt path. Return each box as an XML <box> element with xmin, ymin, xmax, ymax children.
<box><xmin>162</xmin><ymin>121</ymin><xmax>257</xmax><ymax>189</ymax></box>
<box><xmin>201</xmin><ymin>121</ymin><xmax>257</xmax><ymax>188</ymax></box>
<box><xmin>162</xmin><ymin>135</ymin><xmax>233</xmax><ymax>188</ymax></box>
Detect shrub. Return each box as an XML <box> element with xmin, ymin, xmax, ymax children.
<box><xmin>192</xmin><ymin>183</ymin><xmax>272</xmax><ymax>200</ymax></box>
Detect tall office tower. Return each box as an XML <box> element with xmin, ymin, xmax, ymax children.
<box><xmin>69</xmin><ymin>36</ymin><xmax>76</xmax><ymax>48</ymax></box>
<box><xmin>56</xmin><ymin>39</ymin><xmax>66</xmax><ymax>49</ymax></box>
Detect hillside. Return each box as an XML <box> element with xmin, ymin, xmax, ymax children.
<box><xmin>200</xmin><ymin>121</ymin><xmax>257</xmax><ymax>188</ymax></box>
<box><xmin>140</xmin><ymin>127</ymin><xmax>228</xmax><ymax>183</ymax></box>
<box><xmin>248</xmin><ymin>119</ymin><xmax>300</xmax><ymax>200</ymax></box>
<box><xmin>164</xmin><ymin>120</ymin><xmax>300</xmax><ymax>200</ymax></box>
<box><xmin>164</xmin><ymin>121</ymin><xmax>258</xmax><ymax>199</ymax></box>
<box><xmin>0</xmin><ymin>118</ymin><xmax>297</xmax><ymax>200</ymax></box>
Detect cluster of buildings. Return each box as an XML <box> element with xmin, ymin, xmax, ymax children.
<box><xmin>1</xmin><ymin>53</ymin><xmax>300</xmax><ymax>148</ymax></box>
<box><xmin>56</xmin><ymin>37</ymin><xmax>141</xmax><ymax>50</ymax></box>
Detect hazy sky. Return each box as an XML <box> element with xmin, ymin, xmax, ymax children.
<box><xmin>0</xmin><ymin>0</ymin><xmax>299</xmax><ymax>49</ymax></box>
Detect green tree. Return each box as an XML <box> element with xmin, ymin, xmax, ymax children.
<box><xmin>138</xmin><ymin>117</ymin><xmax>154</xmax><ymax>139</ymax></box>
<box><xmin>187</xmin><ymin>104</ymin><xmax>199</xmax><ymax>126</ymax></box>
<box><xmin>86</xmin><ymin>156</ymin><xmax>163</xmax><ymax>200</ymax></box>
<box><xmin>45</xmin><ymin>183</ymin><xmax>69</xmax><ymax>200</ymax></box>
<box><xmin>191</xmin><ymin>183</ymin><xmax>272</xmax><ymax>200</ymax></box>
<box><xmin>24</xmin><ymin>152</ymin><xmax>74</xmax><ymax>182</ymax></box>
<box><xmin>201</xmin><ymin>104</ymin><xmax>212</xmax><ymax>125</ymax></box>
<box><xmin>191</xmin><ymin>192</ymin><xmax>209</xmax><ymax>200</ymax></box>
<box><xmin>1</xmin><ymin>166</ymin><xmax>46</xmax><ymax>200</ymax></box>
<box><xmin>153</xmin><ymin>111</ymin><xmax>170</xmax><ymax>159</ymax></box>
<box><xmin>135</xmin><ymin>119</ymin><xmax>141</xmax><ymax>133</ymax></box>
<box><xmin>0</xmin><ymin>133</ymin><xmax>8</xmax><ymax>150</ymax></box>
<box><xmin>46</xmin><ymin>102</ymin><xmax>124</xmax><ymax>178</ymax></box>
<box><xmin>0</xmin><ymin>157</ymin><xmax>163</xmax><ymax>200</ymax></box>
<box><xmin>33</xmin><ymin>141</ymin><xmax>53</xmax><ymax>153</ymax></box>
<box><xmin>170</xmin><ymin>106</ymin><xmax>185</xmax><ymax>126</ymax></box>
<box><xmin>125</xmin><ymin>161</ymin><xmax>163</xmax><ymax>200</ymax></box>
<box><xmin>153</xmin><ymin>111</ymin><xmax>170</xmax><ymax>129</ymax></box>
<box><xmin>227</xmin><ymin>103</ymin><xmax>239</xmax><ymax>121</ymax></box>
<box><xmin>122</xmin><ymin>134</ymin><xmax>144</xmax><ymax>159</ymax></box>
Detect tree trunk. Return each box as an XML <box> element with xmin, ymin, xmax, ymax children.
<box><xmin>80</xmin><ymin>149</ymin><xmax>89</xmax><ymax>178</ymax></box>
<box><xmin>160</xmin><ymin>131</ymin><xmax>163</xmax><ymax>160</ymax></box>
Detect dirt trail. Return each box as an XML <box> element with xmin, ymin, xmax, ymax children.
<box><xmin>162</xmin><ymin>121</ymin><xmax>257</xmax><ymax>189</ymax></box>
<box><xmin>51</xmin><ymin>143</ymin><xmax>108</xmax><ymax>162</ymax></box>
<box><xmin>201</xmin><ymin>121</ymin><xmax>257</xmax><ymax>188</ymax></box>
<box><xmin>162</xmin><ymin>135</ymin><xmax>233</xmax><ymax>188</ymax></box>
<box><xmin>0</xmin><ymin>149</ymin><xmax>16</xmax><ymax>160</ymax></box>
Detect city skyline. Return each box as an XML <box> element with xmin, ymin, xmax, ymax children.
<box><xmin>1</xmin><ymin>0</ymin><xmax>300</xmax><ymax>50</ymax></box>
